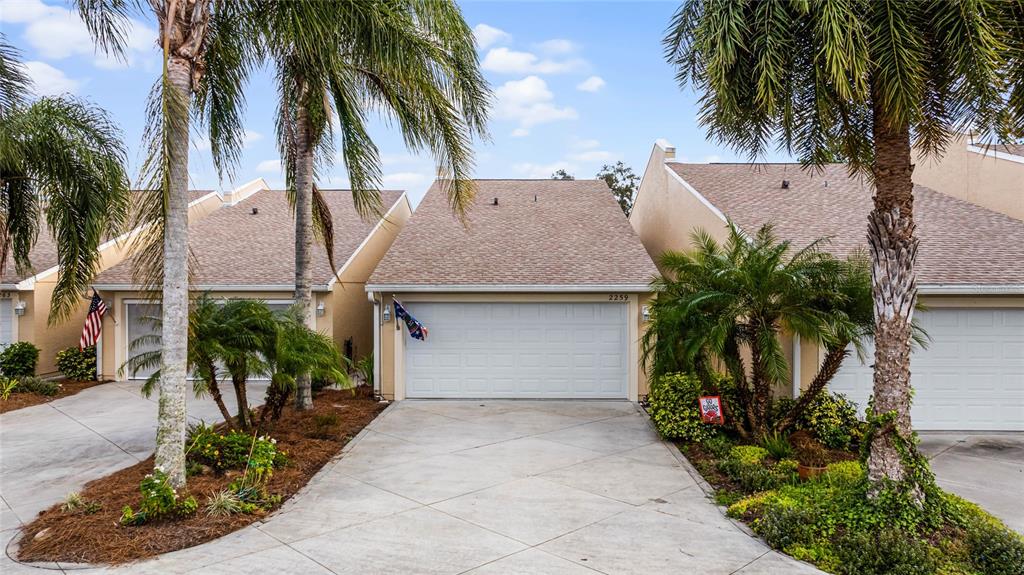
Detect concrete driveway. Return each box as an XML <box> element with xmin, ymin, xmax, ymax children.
<box><xmin>4</xmin><ymin>398</ymin><xmax>824</xmax><ymax>574</ymax></box>
<box><xmin>920</xmin><ymin>432</ymin><xmax>1024</xmax><ymax>533</ymax></box>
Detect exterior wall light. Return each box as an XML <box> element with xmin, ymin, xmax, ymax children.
<box><xmin>13</xmin><ymin>301</ymin><xmax>26</xmax><ymax>316</ymax></box>
<box><xmin>315</xmin><ymin>301</ymin><xmax>326</xmax><ymax>317</ymax></box>
<box><xmin>383</xmin><ymin>304</ymin><xmax>392</xmax><ymax>322</ymax></box>
<box><xmin>641</xmin><ymin>305</ymin><xmax>650</xmax><ymax>322</ymax></box>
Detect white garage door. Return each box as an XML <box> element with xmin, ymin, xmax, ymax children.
<box><xmin>830</xmin><ymin>308</ymin><xmax>1024</xmax><ymax>430</ymax></box>
<box><xmin>404</xmin><ymin>302</ymin><xmax>629</xmax><ymax>399</ymax></box>
<box><xmin>0</xmin><ymin>298</ymin><xmax>13</xmax><ymax>348</ymax></box>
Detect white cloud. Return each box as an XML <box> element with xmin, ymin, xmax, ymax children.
<box><xmin>23</xmin><ymin>60</ymin><xmax>79</xmax><ymax>95</ymax></box>
<box><xmin>493</xmin><ymin>75</ymin><xmax>577</xmax><ymax>130</ymax></box>
<box><xmin>576</xmin><ymin>75</ymin><xmax>606</xmax><ymax>93</ymax></box>
<box><xmin>510</xmin><ymin>128</ymin><xmax>530</xmax><ymax>137</ymax></box>
<box><xmin>382</xmin><ymin>172</ymin><xmax>431</xmax><ymax>188</ymax></box>
<box><xmin>472</xmin><ymin>23</ymin><xmax>510</xmax><ymax>49</ymax></box>
<box><xmin>535</xmin><ymin>39</ymin><xmax>577</xmax><ymax>55</ymax></box>
<box><xmin>1</xmin><ymin>0</ymin><xmax>156</xmax><ymax>67</ymax></box>
<box><xmin>256</xmin><ymin>159</ymin><xmax>282</xmax><ymax>173</ymax></box>
<box><xmin>481</xmin><ymin>47</ymin><xmax>586</xmax><ymax>75</ymax></box>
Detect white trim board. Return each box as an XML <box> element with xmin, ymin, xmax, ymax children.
<box><xmin>364</xmin><ymin>284</ymin><xmax>652</xmax><ymax>293</ymax></box>
<box><xmin>326</xmin><ymin>192</ymin><xmax>410</xmax><ymax>290</ymax></box>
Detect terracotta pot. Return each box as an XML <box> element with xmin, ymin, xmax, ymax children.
<box><xmin>798</xmin><ymin>463</ymin><xmax>826</xmax><ymax>481</ymax></box>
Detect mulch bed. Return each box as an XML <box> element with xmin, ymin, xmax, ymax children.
<box><xmin>16</xmin><ymin>387</ymin><xmax>386</xmax><ymax>565</ymax></box>
<box><xmin>0</xmin><ymin>379</ymin><xmax>110</xmax><ymax>414</ymax></box>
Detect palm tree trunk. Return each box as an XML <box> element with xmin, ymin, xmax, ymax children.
<box><xmin>292</xmin><ymin>97</ymin><xmax>315</xmax><ymax>411</ymax></box>
<box><xmin>204</xmin><ymin>361</ymin><xmax>235</xmax><ymax>430</ymax></box>
<box><xmin>865</xmin><ymin>109</ymin><xmax>921</xmax><ymax>494</ymax></box>
<box><xmin>748</xmin><ymin>338</ymin><xmax>769</xmax><ymax>438</ymax></box>
<box><xmin>232</xmin><ymin>370</ymin><xmax>251</xmax><ymax>431</ymax></box>
<box><xmin>776</xmin><ymin>345</ymin><xmax>849</xmax><ymax>433</ymax></box>
<box><xmin>154</xmin><ymin>55</ymin><xmax>192</xmax><ymax>489</ymax></box>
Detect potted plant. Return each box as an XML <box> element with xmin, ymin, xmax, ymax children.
<box><xmin>795</xmin><ymin>441</ymin><xmax>830</xmax><ymax>480</ymax></box>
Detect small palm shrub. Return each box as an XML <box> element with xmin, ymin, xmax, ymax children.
<box><xmin>56</xmin><ymin>346</ymin><xmax>96</xmax><ymax>381</ymax></box>
<box><xmin>647</xmin><ymin>372</ymin><xmax>729</xmax><ymax>442</ymax></box>
<box><xmin>0</xmin><ymin>377</ymin><xmax>18</xmax><ymax>400</ymax></box>
<box><xmin>355</xmin><ymin>353</ymin><xmax>373</xmax><ymax>387</ymax></box>
<box><xmin>0</xmin><ymin>342</ymin><xmax>39</xmax><ymax>377</ymax></box>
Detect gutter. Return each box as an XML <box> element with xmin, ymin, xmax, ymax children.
<box><xmin>919</xmin><ymin>284</ymin><xmax>1024</xmax><ymax>295</ymax></box>
<box><xmin>363</xmin><ymin>284</ymin><xmax>652</xmax><ymax>293</ymax></box>
<box><xmin>92</xmin><ymin>283</ymin><xmax>333</xmax><ymax>293</ymax></box>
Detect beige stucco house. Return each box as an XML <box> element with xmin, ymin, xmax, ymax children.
<box><xmin>913</xmin><ymin>133</ymin><xmax>1024</xmax><ymax>221</ymax></box>
<box><xmin>0</xmin><ymin>190</ymin><xmax>223</xmax><ymax>376</ymax></box>
<box><xmin>92</xmin><ymin>179</ymin><xmax>411</xmax><ymax>381</ymax></box>
<box><xmin>366</xmin><ymin>179</ymin><xmax>658</xmax><ymax>401</ymax></box>
<box><xmin>631</xmin><ymin>140</ymin><xmax>1024</xmax><ymax>431</ymax></box>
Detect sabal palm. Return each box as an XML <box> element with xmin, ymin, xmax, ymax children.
<box><xmin>664</xmin><ymin>0</ymin><xmax>1023</xmax><ymax>490</ymax></box>
<box><xmin>76</xmin><ymin>0</ymin><xmax>254</xmax><ymax>487</ymax></box>
<box><xmin>645</xmin><ymin>222</ymin><xmax>843</xmax><ymax>438</ymax></box>
<box><xmin>0</xmin><ymin>37</ymin><xmax>130</xmax><ymax>321</ymax></box>
<box><xmin>254</xmin><ymin>0</ymin><xmax>489</xmax><ymax>409</ymax></box>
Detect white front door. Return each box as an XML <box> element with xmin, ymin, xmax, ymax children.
<box><xmin>0</xmin><ymin>298</ymin><xmax>13</xmax><ymax>348</ymax></box>
<box><xmin>404</xmin><ymin>302</ymin><xmax>629</xmax><ymax>399</ymax></box>
<box><xmin>125</xmin><ymin>302</ymin><xmax>162</xmax><ymax>380</ymax></box>
<box><xmin>829</xmin><ymin>308</ymin><xmax>1024</xmax><ymax>431</ymax></box>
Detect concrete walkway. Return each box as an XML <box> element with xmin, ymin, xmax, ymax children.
<box><xmin>920</xmin><ymin>432</ymin><xmax>1024</xmax><ymax>533</ymax></box>
<box><xmin>4</xmin><ymin>398</ymin><xmax>824</xmax><ymax>574</ymax></box>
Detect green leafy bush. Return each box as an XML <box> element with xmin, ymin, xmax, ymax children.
<box><xmin>833</xmin><ymin>528</ymin><xmax>936</xmax><ymax>575</ymax></box>
<box><xmin>55</xmin><ymin>346</ymin><xmax>96</xmax><ymax>381</ymax></box>
<box><xmin>647</xmin><ymin>372</ymin><xmax>726</xmax><ymax>442</ymax></box>
<box><xmin>0</xmin><ymin>342</ymin><xmax>39</xmax><ymax>377</ymax></box>
<box><xmin>966</xmin><ymin>519</ymin><xmax>1024</xmax><ymax>575</ymax></box>
<box><xmin>717</xmin><ymin>446</ymin><xmax>796</xmax><ymax>493</ymax></box>
<box><xmin>701</xmin><ymin>434</ymin><xmax>736</xmax><ymax>459</ymax></box>
<box><xmin>17</xmin><ymin>376</ymin><xmax>59</xmax><ymax>396</ymax></box>
<box><xmin>120</xmin><ymin>469</ymin><xmax>198</xmax><ymax>525</ymax></box>
<box><xmin>775</xmin><ymin>393</ymin><xmax>862</xmax><ymax>449</ymax></box>
<box><xmin>187</xmin><ymin>424</ymin><xmax>287</xmax><ymax>480</ymax></box>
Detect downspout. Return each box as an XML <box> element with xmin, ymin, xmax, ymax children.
<box><xmin>791</xmin><ymin>334</ymin><xmax>801</xmax><ymax>398</ymax></box>
<box><xmin>368</xmin><ymin>291</ymin><xmax>381</xmax><ymax>400</ymax></box>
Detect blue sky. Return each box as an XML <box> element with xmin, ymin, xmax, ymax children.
<box><xmin>1</xmin><ymin>0</ymin><xmax>780</xmax><ymax>205</ymax></box>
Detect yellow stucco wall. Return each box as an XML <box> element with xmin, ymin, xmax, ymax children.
<box><xmin>373</xmin><ymin>292</ymin><xmax>652</xmax><ymax>402</ymax></box>
<box><xmin>913</xmin><ymin>133</ymin><xmax>1024</xmax><ymax>221</ymax></box>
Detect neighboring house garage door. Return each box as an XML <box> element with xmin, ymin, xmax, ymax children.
<box><xmin>829</xmin><ymin>308</ymin><xmax>1024</xmax><ymax>431</ymax></box>
<box><xmin>404</xmin><ymin>302</ymin><xmax>628</xmax><ymax>399</ymax></box>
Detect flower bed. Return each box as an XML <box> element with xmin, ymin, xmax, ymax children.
<box><xmin>16</xmin><ymin>387</ymin><xmax>385</xmax><ymax>565</ymax></box>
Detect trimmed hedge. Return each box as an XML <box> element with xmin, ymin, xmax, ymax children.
<box><xmin>56</xmin><ymin>346</ymin><xmax>97</xmax><ymax>381</ymax></box>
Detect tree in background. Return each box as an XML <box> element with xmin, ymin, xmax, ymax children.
<box><xmin>76</xmin><ymin>0</ymin><xmax>255</xmax><ymax>488</ymax></box>
<box><xmin>254</xmin><ymin>0</ymin><xmax>490</xmax><ymax>410</ymax></box>
<box><xmin>664</xmin><ymin>0</ymin><xmax>1023</xmax><ymax>500</ymax></box>
<box><xmin>550</xmin><ymin>169</ymin><xmax>575</xmax><ymax>180</ymax></box>
<box><xmin>596</xmin><ymin>161</ymin><xmax>639</xmax><ymax>216</ymax></box>
<box><xmin>0</xmin><ymin>36</ymin><xmax>130</xmax><ymax>322</ymax></box>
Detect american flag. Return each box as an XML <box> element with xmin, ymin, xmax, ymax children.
<box><xmin>80</xmin><ymin>291</ymin><xmax>107</xmax><ymax>349</ymax></box>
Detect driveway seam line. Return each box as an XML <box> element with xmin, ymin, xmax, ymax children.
<box><xmin>46</xmin><ymin>403</ymin><xmax>141</xmax><ymax>462</ymax></box>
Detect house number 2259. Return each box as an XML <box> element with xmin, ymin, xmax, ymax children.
<box><xmin>608</xmin><ymin>294</ymin><xmax>629</xmax><ymax>301</ymax></box>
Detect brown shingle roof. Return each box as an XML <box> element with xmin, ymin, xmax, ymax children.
<box><xmin>667</xmin><ymin>163</ymin><xmax>1024</xmax><ymax>286</ymax></box>
<box><xmin>94</xmin><ymin>189</ymin><xmax>404</xmax><ymax>289</ymax></box>
<box><xmin>2</xmin><ymin>190</ymin><xmax>214</xmax><ymax>285</ymax></box>
<box><xmin>367</xmin><ymin>179</ymin><xmax>658</xmax><ymax>288</ymax></box>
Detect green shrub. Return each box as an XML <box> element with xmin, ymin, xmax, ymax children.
<box><xmin>966</xmin><ymin>520</ymin><xmax>1024</xmax><ymax>575</ymax></box>
<box><xmin>120</xmin><ymin>469</ymin><xmax>198</xmax><ymax>525</ymax></box>
<box><xmin>798</xmin><ymin>392</ymin><xmax>861</xmax><ymax>449</ymax></box>
<box><xmin>701</xmin><ymin>434</ymin><xmax>735</xmax><ymax>459</ymax></box>
<box><xmin>187</xmin><ymin>424</ymin><xmax>287</xmax><ymax>480</ymax></box>
<box><xmin>729</xmin><ymin>445</ymin><xmax>768</xmax><ymax>465</ymax></box>
<box><xmin>0</xmin><ymin>342</ymin><xmax>39</xmax><ymax>377</ymax></box>
<box><xmin>821</xmin><ymin>461</ymin><xmax>865</xmax><ymax>488</ymax></box>
<box><xmin>647</xmin><ymin>371</ymin><xmax>736</xmax><ymax>442</ymax></box>
<box><xmin>760</xmin><ymin>431</ymin><xmax>794</xmax><ymax>460</ymax></box>
<box><xmin>55</xmin><ymin>346</ymin><xmax>96</xmax><ymax>381</ymax></box>
<box><xmin>17</xmin><ymin>376</ymin><xmax>59</xmax><ymax>396</ymax></box>
<box><xmin>717</xmin><ymin>446</ymin><xmax>796</xmax><ymax>493</ymax></box>
<box><xmin>833</xmin><ymin>528</ymin><xmax>936</xmax><ymax>575</ymax></box>
<box><xmin>0</xmin><ymin>377</ymin><xmax>18</xmax><ymax>400</ymax></box>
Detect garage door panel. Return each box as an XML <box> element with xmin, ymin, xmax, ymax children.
<box><xmin>830</xmin><ymin>308</ymin><xmax>1023</xmax><ymax>430</ymax></box>
<box><xmin>405</xmin><ymin>302</ymin><xmax>628</xmax><ymax>399</ymax></box>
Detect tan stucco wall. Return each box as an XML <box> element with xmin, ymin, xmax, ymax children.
<box><xmin>913</xmin><ymin>133</ymin><xmax>1024</xmax><ymax>221</ymax></box>
<box><xmin>331</xmin><ymin>197</ymin><xmax>412</xmax><ymax>363</ymax></box>
<box><xmin>373</xmin><ymin>291</ymin><xmax>652</xmax><ymax>401</ymax></box>
<box><xmin>629</xmin><ymin>143</ymin><xmax>731</xmax><ymax>272</ymax></box>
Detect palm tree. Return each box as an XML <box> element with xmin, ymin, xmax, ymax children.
<box><xmin>0</xmin><ymin>36</ymin><xmax>130</xmax><ymax>321</ymax></box>
<box><xmin>75</xmin><ymin>1</ymin><xmax>255</xmax><ymax>488</ymax></box>
<box><xmin>644</xmin><ymin>223</ymin><xmax>844</xmax><ymax>439</ymax></box>
<box><xmin>253</xmin><ymin>0</ymin><xmax>490</xmax><ymax>409</ymax></box>
<box><xmin>664</xmin><ymin>0</ymin><xmax>1023</xmax><ymax>494</ymax></box>
<box><xmin>260</xmin><ymin>305</ymin><xmax>350</xmax><ymax>424</ymax></box>
<box><xmin>216</xmin><ymin>298</ymin><xmax>276</xmax><ymax>430</ymax></box>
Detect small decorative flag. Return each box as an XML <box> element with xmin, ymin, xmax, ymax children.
<box><xmin>698</xmin><ymin>395</ymin><xmax>724</xmax><ymax>425</ymax></box>
<box><xmin>79</xmin><ymin>291</ymin><xmax>108</xmax><ymax>349</ymax></box>
<box><xmin>393</xmin><ymin>299</ymin><xmax>428</xmax><ymax>341</ymax></box>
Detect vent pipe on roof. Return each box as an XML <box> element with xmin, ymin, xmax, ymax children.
<box><xmin>492</xmin><ymin>197</ymin><xmax>498</xmax><ymax>206</ymax></box>
<box><xmin>251</xmin><ymin>207</ymin><xmax>259</xmax><ymax>215</ymax></box>
<box><xmin>781</xmin><ymin>180</ymin><xmax>790</xmax><ymax>189</ymax></box>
